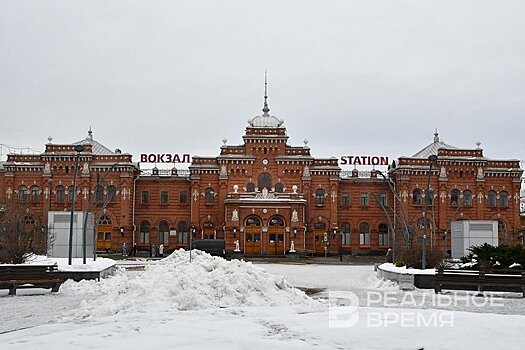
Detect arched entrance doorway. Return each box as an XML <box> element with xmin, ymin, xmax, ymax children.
<box><xmin>313</xmin><ymin>221</ymin><xmax>327</xmax><ymax>255</ymax></box>
<box><xmin>96</xmin><ymin>215</ymin><xmax>113</xmax><ymax>251</ymax></box>
<box><xmin>244</xmin><ymin>215</ymin><xmax>261</xmax><ymax>255</ymax></box>
<box><xmin>268</xmin><ymin>216</ymin><xmax>285</xmax><ymax>255</ymax></box>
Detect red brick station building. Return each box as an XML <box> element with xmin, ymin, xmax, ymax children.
<box><xmin>1</xmin><ymin>97</ymin><xmax>523</xmax><ymax>257</ymax></box>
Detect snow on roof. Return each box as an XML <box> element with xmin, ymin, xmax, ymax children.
<box><xmin>412</xmin><ymin>130</ymin><xmax>458</xmax><ymax>158</ymax></box>
<box><xmin>73</xmin><ymin>128</ymin><xmax>115</xmax><ymax>155</ymax></box>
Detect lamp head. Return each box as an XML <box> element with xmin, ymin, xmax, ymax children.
<box><xmin>74</xmin><ymin>145</ymin><xmax>85</xmax><ymax>153</ymax></box>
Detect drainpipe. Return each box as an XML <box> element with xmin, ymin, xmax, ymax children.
<box><xmin>132</xmin><ymin>173</ymin><xmax>139</xmax><ymax>247</ymax></box>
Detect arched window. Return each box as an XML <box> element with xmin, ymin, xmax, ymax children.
<box><xmin>98</xmin><ymin>215</ymin><xmax>112</xmax><ymax>225</ymax></box>
<box><xmin>426</xmin><ymin>189</ymin><xmax>434</xmax><ymax>205</ymax></box>
<box><xmin>378</xmin><ymin>223</ymin><xmax>389</xmax><ymax>246</ymax></box>
<box><xmin>463</xmin><ymin>190</ymin><xmax>473</xmax><ymax>207</ymax></box>
<box><xmin>158</xmin><ymin>220</ymin><xmax>169</xmax><ymax>244</ymax></box>
<box><xmin>18</xmin><ymin>186</ymin><xmax>28</xmax><ymax>203</ymax></box>
<box><xmin>274</xmin><ymin>183</ymin><xmax>284</xmax><ymax>193</ymax></box>
<box><xmin>359</xmin><ymin>222</ymin><xmax>370</xmax><ymax>245</ymax></box>
<box><xmin>258</xmin><ymin>173</ymin><xmax>272</xmax><ymax>191</ymax></box>
<box><xmin>107</xmin><ymin>185</ymin><xmax>117</xmax><ymax>203</ymax></box>
<box><xmin>68</xmin><ymin>186</ymin><xmax>75</xmax><ymax>203</ymax></box>
<box><xmin>178</xmin><ymin>221</ymin><xmax>189</xmax><ymax>244</ymax></box>
<box><xmin>205</xmin><ymin>187</ymin><xmax>215</xmax><ymax>205</ymax></box>
<box><xmin>316</xmin><ymin>188</ymin><xmax>325</xmax><ymax>205</ymax></box>
<box><xmin>500</xmin><ymin>191</ymin><xmax>509</xmax><ymax>208</ymax></box>
<box><xmin>56</xmin><ymin>186</ymin><xmax>65</xmax><ymax>203</ymax></box>
<box><xmin>450</xmin><ymin>189</ymin><xmax>460</xmax><ymax>206</ymax></box>
<box><xmin>140</xmin><ymin>220</ymin><xmax>151</xmax><ymax>244</ymax></box>
<box><xmin>487</xmin><ymin>190</ymin><xmax>497</xmax><ymax>207</ymax></box>
<box><xmin>30</xmin><ymin>186</ymin><xmax>40</xmax><ymax>203</ymax></box>
<box><xmin>341</xmin><ymin>222</ymin><xmax>351</xmax><ymax>245</ymax></box>
<box><xmin>246</xmin><ymin>182</ymin><xmax>255</xmax><ymax>193</ymax></box>
<box><xmin>95</xmin><ymin>185</ymin><xmax>104</xmax><ymax>203</ymax></box>
<box><xmin>269</xmin><ymin>216</ymin><xmax>285</xmax><ymax>226</ymax></box>
<box><xmin>245</xmin><ymin>215</ymin><xmax>261</xmax><ymax>227</ymax></box>
<box><xmin>413</xmin><ymin>189</ymin><xmax>422</xmax><ymax>205</ymax></box>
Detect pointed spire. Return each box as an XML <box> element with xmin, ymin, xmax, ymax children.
<box><xmin>262</xmin><ymin>71</ymin><xmax>270</xmax><ymax>115</ymax></box>
<box><xmin>433</xmin><ymin>129</ymin><xmax>439</xmax><ymax>143</ymax></box>
<box><xmin>88</xmin><ymin>126</ymin><xmax>93</xmax><ymax>140</ymax></box>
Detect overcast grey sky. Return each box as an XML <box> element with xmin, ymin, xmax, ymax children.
<box><xmin>1</xmin><ymin>0</ymin><xmax>524</xmax><ymax>168</ymax></box>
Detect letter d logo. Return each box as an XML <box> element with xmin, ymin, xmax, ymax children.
<box><xmin>328</xmin><ymin>291</ymin><xmax>359</xmax><ymax>328</ymax></box>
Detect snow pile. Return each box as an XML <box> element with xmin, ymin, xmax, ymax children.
<box><xmin>24</xmin><ymin>255</ymin><xmax>116</xmax><ymax>272</ymax></box>
<box><xmin>61</xmin><ymin>249</ymin><xmax>320</xmax><ymax>320</ymax></box>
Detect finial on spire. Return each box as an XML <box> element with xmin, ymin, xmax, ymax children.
<box><xmin>433</xmin><ymin>129</ymin><xmax>439</xmax><ymax>143</ymax></box>
<box><xmin>262</xmin><ymin>71</ymin><xmax>270</xmax><ymax>115</ymax></box>
<box><xmin>88</xmin><ymin>126</ymin><xmax>93</xmax><ymax>140</ymax></box>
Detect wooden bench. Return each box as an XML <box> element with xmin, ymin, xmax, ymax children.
<box><xmin>0</xmin><ymin>264</ymin><xmax>65</xmax><ymax>296</ymax></box>
<box><xmin>434</xmin><ymin>267</ymin><xmax>525</xmax><ymax>297</ymax></box>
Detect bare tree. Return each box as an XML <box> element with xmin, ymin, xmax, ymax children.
<box><xmin>0</xmin><ymin>199</ymin><xmax>43</xmax><ymax>264</ymax></box>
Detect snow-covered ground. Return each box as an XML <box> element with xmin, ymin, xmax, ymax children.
<box><xmin>1</xmin><ymin>250</ymin><xmax>525</xmax><ymax>349</ymax></box>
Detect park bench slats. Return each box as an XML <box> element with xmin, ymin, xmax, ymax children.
<box><xmin>0</xmin><ymin>264</ymin><xmax>65</xmax><ymax>295</ymax></box>
<box><xmin>434</xmin><ymin>267</ymin><xmax>525</xmax><ymax>297</ymax></box>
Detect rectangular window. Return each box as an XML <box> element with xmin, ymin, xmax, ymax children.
<box><xmin>160</xmin><ymin>191</ymin><xmax>169</xmax><ymax>205</ymax></box>
<box><xmin>378</xmin><ymin>192</ymin><xmax>387</xmax><ymax>207</ymax></box>
<box><xmin>141</xmin><ymin>191</ymin><xmax>149</xmax><ymax>204</ymax></box>
<box><xmin>341</xmin><ymin>192</ymin><xmax>350</xmax><ymax>206</ymax></box>
<box><xmin>360</xmin><ymin>192</ymin><xmax>369</xmax><ymax>206</ymax></box>
<box><xmin>359</xmin><ymin>232</ymin><xmax>370</xmax><ymax>245</ymax></box>
<box><xmin>178</xmin><ymin>231</ymin><xmax>188</xmax><ymax>244</ymax></box>
<box><xmin>158</xmin><ymin>231</ymin><xmax>169</xmax><ymax>243</ymax></box>
<box><xmin>179</xmin><ymin>190</ymin><xmax>187</xmax><ymax>204</ymax></box>
<box><xmin>140</xmin><ymin>231</ymin><xmax>150</xmax><ymax>244</ymax></box>
<box><xmin>378</xmin><ymin>232</ymin><xmax>388</xmax><ymax>246</ymax></box>
<box><xmin>341</xmin><ymin>233</ymin><xmax>351</xmax><ymax>245</ymax></box>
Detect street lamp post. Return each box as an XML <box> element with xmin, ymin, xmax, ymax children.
<box><xmin>190</xmin><ymin>227</ymin><xmax>196</xmax><ymax>263</ymax></box>
<box><xmin>68</xmin><ymin>144</ymin><xmax>84</xmax><ymax>265</ymax></box>
<box><xmin>422</xmin><ymin>154</ymin><xmax>437</xmax><ymax>269</ymax></box>
<box><xmin>44</xmin><ymin>178</ymin><xmax>53</xmax><ymax>256</ymax></box>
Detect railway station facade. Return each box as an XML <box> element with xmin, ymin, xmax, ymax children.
<box><xmin>1</xmin><ymin>97</ymin><xmax>523</xmax><ymax>256</ymax></box>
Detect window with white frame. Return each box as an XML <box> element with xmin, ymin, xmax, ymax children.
<box><xmin>140</xmin><ymin>220</ymin><xmax>150</xmax><ymax>244</ymax></box>
<box><xmin>178</xmin><ymin>221</ymin><xmax>189</xmax><ymax>244</ymax></box>
<box><xmin>341</xmin><ymin>222</ymin><xmax>351</xmax><ymax>245</ymax></box>
<box><xmin>360</xmin><ymin>192</ymin><xmax>369</xmax><ymax>206</ymax></box>
<box><xmin>378</xmin><ymin>192</ymin><xmax>387</xmax><ymax>207</ymax></box>
<box><xmin>158</xmin><ymin>220</ymin><xmax>169</xmax><ymax>243</ymax></box>
<box><xmin>359</xmin><ymin>222</ymin><xmax>370</xmax><ymax>245</ymax></box>
<box><xmin>378</xmin><ymin>223</ymin><xmax>389</xmax><ymax>246</ymax></box>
